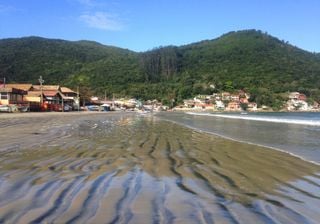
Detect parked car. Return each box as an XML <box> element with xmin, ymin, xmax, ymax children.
<box><xmin>0</xmin><ymin>105</ymin><xmax>11</xmax><ymax>112</ymax></box>
<box><xmin>63</xmin><ymin>104</ymin><xmax>72</xmax><ymax>111</ymax></box>
<box><xmin>86</xmin><ymin>105</ymin><xmax>100</xmax><ymax>111</ymax></box>
<box><xmin>0</xmin><ymin>105</ymin><xmax>19</xmax><ymax>113</ymax></box>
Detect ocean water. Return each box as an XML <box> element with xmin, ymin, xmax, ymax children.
<box><xmin>157</xmin><ymin>112</ymin><xmax>320</xmax><ymax>164</ymax></box>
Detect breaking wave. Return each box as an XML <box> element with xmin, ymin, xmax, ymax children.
<box><xmin>186</xmin><ymin>112</ymin><xmax>320</xmax><ymax>126</ymax></box>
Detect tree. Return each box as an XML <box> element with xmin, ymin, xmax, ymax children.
<box><xmin>224</xmin><ymin>81</ymin><xmax>234</xmax><ymax>92</ymax></box>
<box><xmin>240</xmin><ymin>103</ymin><xmax>248</xmax><ymax>111</ymax></box>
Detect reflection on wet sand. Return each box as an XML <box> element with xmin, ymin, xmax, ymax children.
<box><xmin>0</xmin><ymin>113</ymin><xmax>320</xmax><ymax>223</ymax></box>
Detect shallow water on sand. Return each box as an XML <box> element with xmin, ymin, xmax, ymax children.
<box><xmin>0</xmin><ymin>113</ymin><xmax>320</xmax><ymax>223</ymax></box>
<box><xmin>158</xmin><ymin>112</ymin><xmax>320</xmax><ymax>164</ymax></box>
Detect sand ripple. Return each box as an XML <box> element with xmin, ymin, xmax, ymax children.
<box><xmin>0</xmin><ymin>113</ymin><xmax>320</xmax><ymax>223</ymax></box>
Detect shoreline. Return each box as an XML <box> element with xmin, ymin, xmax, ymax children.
<box><xmin>157</xmin><ymin>111</ymin><xmax>320</xmax><ymax>166</ymax></box>
<box><xmin>173</xmin><ymin>107</ymin><xmax>320</xmax><ymax>113</ymax></box>
<box><xmin>1</xmin><ymin>110</ymin><xmax>319</xmax><ymax>166</ymax></box>
<box><xmin>185</xmin><ymin>111</ymin><xmax>320</xmax><ymax>126</ymax></box>
<box><xmin>157</xmin><ymin>115</ymin><xmax>320</xmax><ymax>167</ymax></box>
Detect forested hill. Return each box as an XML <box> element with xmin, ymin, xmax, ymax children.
<box><xmin>0</xmin><ymin>36</ymin><xmax>141</xmax><ymax>84</ymax></box>
<box><xmin>1</xmin><ymin>30</ymin><xmax>320</xmax><ymax>106</ymax></box>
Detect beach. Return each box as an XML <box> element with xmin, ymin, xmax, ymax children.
<box><xmin>0</xmin><ymin>112</ymin><xmax>320</xmax><ymax>223</ymax></box>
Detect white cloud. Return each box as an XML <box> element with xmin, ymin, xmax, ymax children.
<box><xmin>80</xmin><ymin>12</ymin><xmax>122</xmax><ymax>31</ymax></box>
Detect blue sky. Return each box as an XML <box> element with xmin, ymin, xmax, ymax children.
<box><xmin>0</xmin><ymin>0</ymin><xmax>319</xmax><ymax>52</ymax></box>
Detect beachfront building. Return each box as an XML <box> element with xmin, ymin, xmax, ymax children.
<box><xmin>222</xmin><ymin>92</ymin><xmax>231</xmax><ymax>101</ymax></box>
<box><xmin>240</xmin><ymin>97</ymin><xmax>249</xmax><ymax>104</ymax></box>
<box><xmin>194</xmin><ymin>102</ymin><xmax>205</xmax><ymax>110</ymax></box>
<box><xmin>143</xmin><ymin>99</ymin><xmax>164</xmax><ymax>111</ymax></box>
<box><xmin>0</xmin><ymin>84</ymin><xmax>32</xmax><ymax>105</ymax></box>
<box><xmin>287</xmin><ymin>99</ymin><xmax>310</xmax><ymax>111</ymax></box>
<box><xmin>175</xmin><ymin>89</ymin><xmax>258</xmax><ymax>111</ymax></box>
<box><xmin>226</xmin><ymin>101</ymin><xmax>241</xmax><ymax>111</ymax></box>
<box><xmin>24</xmin><ymin>91</ymin><xmax>46</xmax><ymax>111</ymax></box>
<box><xmin>287</xmin><ymin>91</ymin><xmax>311</xmax><ymax>111</ymax></box>
<box><xmin>230</xmin><ymin>94</ymin><xmax>240</xmax><ymax>102</ymax></box>
<box><xmin>126</xmin><ymin>99</ymin><xmax>138</xmax><ymax>108</ymax></box>
<box><xmin>247</xmin><ymin>102</ymin><xmax>258</xmax><ymax>111</ymax></box>
<box><xmin>183</xmin><ymin>99</ymin><xmax>195</xmax><ymax>108</ymax></box>
<box><xmin>61</xmin><ymin>87</ymin><xmax>79</xmax><ymax>109</ymax></box>
<box><xmin>61</xmin><ymin>87</ymin><xmax>78</xmax><ymax>98</ymax></box>
<box><xmin>0</xmin><ymin>86</ymin><xmax>27</xmax><ymax>105</ymax></box>
<box><xmin>29</xmin><ymin>90</ymin><xmax>70</xmax><ymax>111</ymax></box>
<box><xmin>31</xmin><ymin>85</ymin><xmax>78</xmax><ymax>111</ymax></box>
<box><xmin>288</xmin><ymin>92</ymin><xmax>300</xmax><ymax>100</ymax></box>
<box><xmin>0</xmin><ymin>84</ymin><xmax>30</xmax><ymax>111</ymax></box>
<box><xmin>215</xmin><ymin>100</ymin><xmax>225</xmax><ymax>110</ymax></box>
<box><xmin>0</xmin><ymin>83</ymin><xmax>77</xmax><ymax>111</ymax></box>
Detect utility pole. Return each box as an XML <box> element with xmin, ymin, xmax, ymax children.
<box><xmin>38</xmin><ymin>76</ymin><xmax>44</xmax><ymax>106</ymax></box>
<box><xmin>77</xmin><ymin>86</ymin><xmax>80</xmax><ymax>112</ymax></box>
<box><xmin>112</xmin><ymin>93</ymin><xmax>115</xmax><ymax>108</ymax></box>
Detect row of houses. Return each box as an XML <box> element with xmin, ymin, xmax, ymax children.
<box><xmin>179</xmin><ymin>90</ymin><xmax>320</xmax><ymax>112</ymax></box>
<box><xmin>89</xmin><ymin>96</ymin><xmax>168</xmax><ymax>112</ymax></box>
<box><xmin>0</xmin><ymin>83</ymin><xmax>78</xmax><ymax>112</ymax></box>
<box><xmin>286</xmin><ymin>92</ymin><xmax>319</xmax><ymax>111</ymax></box>
<box><xmin>181</xmin><ymin>91</ymin><xmax>258</xmax><ymax>111</ymax></box>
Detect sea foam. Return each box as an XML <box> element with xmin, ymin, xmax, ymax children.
<box><xmin>186</xmin><ymin>112</ymin><xmax>320</xmax><ymax>126</ymax></box>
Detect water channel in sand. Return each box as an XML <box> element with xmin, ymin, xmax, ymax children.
<box><xmin>0</xmin><ymin>112</ymin><xmax>320</xmax><ymax>223</ymax></box>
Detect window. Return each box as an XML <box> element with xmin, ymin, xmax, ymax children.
<box><xmin>0</xmin><ymin>92</ymin><xmax>8</xmax><ymax>100</ymax></box>
<box><xmin>11</xmin><ymin>94</ymin><xmax>17</xmax><ymax>101</ymax></box>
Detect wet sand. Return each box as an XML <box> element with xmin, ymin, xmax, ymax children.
<box><xmin>0</xmin><ymin>112</ymin><xmax>320</xmax><ymax>223</ymax></box>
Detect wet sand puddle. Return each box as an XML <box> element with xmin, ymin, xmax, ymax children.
<box><xmin>0</xmin><ymin>113</ymin><xmax>320</xmax><ymax>223</ymax></box>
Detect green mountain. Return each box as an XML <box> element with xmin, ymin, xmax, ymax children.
<box><xmin>1</xmin><ymin>30</ymin><xmax>320</xmax><ymax>107</ymax></box>
<box><xmin>0</xmin><ymin>36</ymin><xmax>140</xmax><ymax>83</ymax></box>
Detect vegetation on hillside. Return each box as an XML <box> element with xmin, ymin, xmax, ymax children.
<box><xmin>1</xmin><ymin>30</ymin><xmax>320</xmax><ymax>108</ymax></box>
